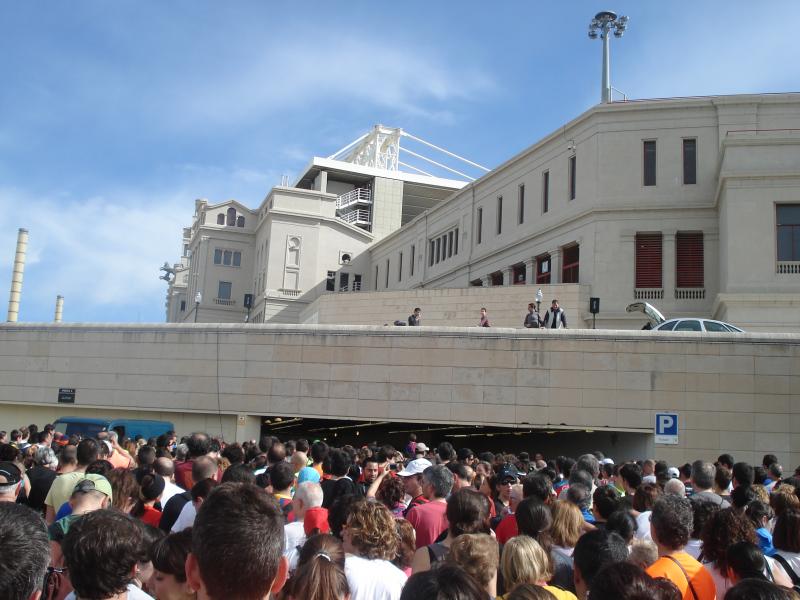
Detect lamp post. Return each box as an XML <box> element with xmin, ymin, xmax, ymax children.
<box><xmin>588</xmin><ymin>11</ymin><xmax>629</xmax><ymax>104</ymax></box>
<box><xmin>194</xmin><ymin>292</ymin><xmax>202</xmax><ymax>323</ymax></box>
<box><xmin>536</xmin><ymin>288</ymin><xmax>543</xmax><ymax>315</ymax></box>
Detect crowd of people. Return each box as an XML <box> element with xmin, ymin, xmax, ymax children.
<box><xmin>1</xmin><ymin>423</ymin><xmax>799</xmax><ymax>600</ymax></box>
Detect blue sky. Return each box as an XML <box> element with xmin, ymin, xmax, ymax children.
<box><xmin>1</xmin><ymin>1</ymin><xmax>799</xmax><ymax>323</ymax></box>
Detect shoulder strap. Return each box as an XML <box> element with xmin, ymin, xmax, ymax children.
<box><xmin>427</xmin><ymin>542</ymin><xmax>449</xmax><ymax>563</ymax></box>
<box><xmin>663</xmin><ymin>555</ymin><xmax>700</xmax><ymax>600</ymax></box>
<box><xmin>772</xmin><ymin>554</ymin><xmax>800</xmax><ymax>585</ymax></box>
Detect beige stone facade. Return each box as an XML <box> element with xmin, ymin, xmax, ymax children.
<box><xmin>1</xmin><ymin>323</ymin><xmax>798</xmax><ymax>466</ymax></box>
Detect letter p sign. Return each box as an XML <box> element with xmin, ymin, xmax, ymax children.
<box><xmin>655</xmin><ymin>412</ymin><xmax>678</xmax><ymax>445</ymax></box>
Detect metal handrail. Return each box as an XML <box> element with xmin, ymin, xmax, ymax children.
<box><xmin>336</xmin><ymin>188</ymin><xmax>372</xmax><ymax>209</ymax></box>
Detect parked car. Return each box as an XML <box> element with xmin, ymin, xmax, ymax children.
<box><xmin>54</xmin><ymin>417</ymin><xmax>175</xmax><ymax>440</ymax></box>
<box><xmin>625</xmin><ymin>302</ymin><xmax>745</xmax><ymax>332</ymax></box>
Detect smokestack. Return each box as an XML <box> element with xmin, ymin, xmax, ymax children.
<box><xmin>6</xmin><ymin>228</ymin><xmax>28</xmax><ymax>322</ymax></box>
<box><xmin>54</xmin><ymin>295</ymin><xmax>64</xmax><ymax>323</ymax></box>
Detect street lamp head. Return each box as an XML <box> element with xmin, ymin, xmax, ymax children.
<box><xmin>588</xmin><ymin>29</ymin><xmax>599</xmax><ymax>39</ymax></box>
<box><xmin>194</xmin><ymin>292</ymin><xmax>202</xmax><ymax>304</ymax></box>
<box><xmin>614</xmin><ymin>30</ymin><xmax>624</xmax><ymax>38</ymax></box>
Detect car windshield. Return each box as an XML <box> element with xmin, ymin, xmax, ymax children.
<box><xmin>674</xmin><ymin>320</ymin><xmax>702</xmax><ymax>332</ymax></box>
<box><xmin>55</xmin><ymin>422</ymin><xmax>107</xmax><ymax>438</ymax></box>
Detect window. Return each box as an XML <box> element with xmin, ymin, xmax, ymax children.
<box><xmin>441</xmin><ymin>235</ymin><xmax>447</xmax><ymax>259</ymax></box>
<box><xmin>674</xmin><ymin>319</ymin><xmax>702</xmax><ymax>332</ymax></box>
<box><xmin>398</xmin><ymin>252</ymin><xmax>403</xmax><ymax>281</ymax></box>
<box><xmin>236</xmin><ymin>216</ymin><xmax>245</xmax><ymax>227</ymax></box>
<box><xmin>214</xmin><ymin>249</ymin><xmax>223</xmax><ymax>264</ymax></box>
<box><xmin>216</xmin><ymin>214</ymin><xmax>225</xmax><ymax>225</ymax></box>
<box><xmin>536</xmin><ymin>254</ymin><xmax>551</xmax><ymax>284</ymax></box>
<box><xmin>568</xmin><ymin>155</ymin><xmax>576</xmax><ymax>200</ymax></box>
<box><xmin>518</xmin><ymin>184</ymin><xmax>525</xmax><ymax>224</ymax></box>
<box><xmin>180</xmin><ymin>300</ymin><xmax>186</xmax><ymax>312</ymax></box>
<box><xmin>777</xmin><ymin>204</ymin><xmax>800</xmax><ymax>261</ymax></box>
<box><xmin>287</xmin><ymin>237</ymin><xmax>301</xmax><ymax>267</ymax></box>
<box><xmin>435</xmin><ymin>238</ymin><xmax>441</xmax><ymax>264</ymax></box>
<box><xmin>353</xmin><ymin>274</ymin><xmax>362</xmax><ymax>291</ymax></box>
<box><xmin>223</xmin><ymin>250</ymin><xmax>232</xmax><ymax>266</ymax></box>
<box><xmin>512</xmin><ymin>263</ymin><xmax>526</xmax><ymax>284</ymax></box>
<box><xmin>683</xmin><ymin>139</ymin><xmax>697</xmax><ymax>185</ymax></box>
<box><xmin>448</xmin><ymin>232</ymin><xmax>453</xmax><ymax>258</ymax></box>
<box><xmin>477</xmin><ymin>207</ymin><xmax>483</xmax><ymax>244</ymax></box>
<box><xmin>454</xmin><ymin>229</ymin><xmax>459</xmax><ymax>255</ymax></box>
<box><xmin>562</xmin><ymin>244</ymin><xmax>580</xmax><ymax>283</ymax></box>
<box><xmin>677</xmin><ymin>232</ymin><xmax>704</xmax><ymax>287</ymax></box>
<box><xmin>326</xmin><ymin>271</ymin><xmax>335</xmax><ymax>292</ymax></box>
<box><xmin>410</xmin><ymin>245</ymin><xmax>415</xmax><ymax>276</ymax></box>
<box><xmin>226</xmin><ymin>207</ymin><xmax>236</xmax><ymax>226</ymax></box>
<box><xmin>497</xmin><ymin>196</ymin><xmax>503</xmax><ymax>235</ymax></box>
<box><xmin>339</xmin><ymin>272</ymin><xmax>349</xmax><ymax>291</ymax></box>
<box><xmin>491</xmin><ymin>272</ymin><xmax>504</xmax><ymax>286</ymax></box>
<box><xmin>218</xmin><ymin>281</ymin><xmax>232</xmax><ymax>299</ymax></box>
<box><xmin>704</xmin><ymin>321</ymin><xmax>728</xmax><ymax>333</ymax></box>
<box><xmin>643</xmin><ymin>140</ymin><xmax>657</xmax><ymax>186</ymax></box>
<box><xmin>429</xmin><ymin>241</ymin><xmax>435</xmax><ymax>267</ymax></box>
<box><xmin>232</xmin><ymin>251</ymin><xmax>241</xmax><ymax>267</ymax></box>
<box><xmin>428</xmin><ymin>227</ymin><xmax>459</xmax><ymax>267</ymax></box>
<box><xmin>375</xmin><ymin>266</ymin><xmax>379</xmax><ymax>290</ymax></box>
<box><xmin>385</xmin><ymin>259</ymin><xmax>390</xmax><ymax>288</ymax></box>
<box><xmin>214</xmin><ymin>249</ymin><xmax>241</xmax><ymax>267</ymax></box>
<box><xmin>635</xmin><ymin>233</ymin><xmax>663</xmax><ymax>288</ymax></box>
<box><xmin>542</xmin><ymin>171</ymin><xmax>550</xmax><ymax>213</ymax></box>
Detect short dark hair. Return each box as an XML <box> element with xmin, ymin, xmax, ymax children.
<box><xmin>715</xmin><ymin>466</ymin><xmax>732</xmax><ymax>491</ymax></box>
<box><xmin>731</xmin><ymin>485</ymin><xmax>758</xmax><ymax>510</ymax></box>
<box><xmin>522</xmin><ymin>472</ymin><xmax>552</xmax><ymax>503</ymax></box>
<box><xmin>152</xmin><ymin>528</ymin><xmax>193</xmax><ymax>582</ymax></box>
<box><xmin>63</xmin><ymin>509</ymin><xmax>144</xmax><ymax>599</ymax></box>
<box><xmin>0</xmin><ymin>503</ymin><xmax>50</xmax><ymax>600</ymax></box>
<box><xmin>138</xmin><ymin>445</ymin><xmax>156</xmax><ymax>466</ymax></box>
<box><xmin>221</xmin><ymin>464</ymin><xmax>256</xmax><ymax>485</ymax></box>
<box><xmin>573</xmin><ymin>529</ymin><xmax>628</xmax><ymax>589</ymax></box>
<box><xmin>566</xmin><ymin>483</ymin><xmax>590</xmax><ymax>510</ymax></box>
<box><xmin>515</xmin><ymin>497</ymin><xmax>553</xmax><ymax>540</ymax></box>
<box><xmin>269</xmin><ymin>462</ymin><xmax>295</xmax><ymax>491</ymax></box>
<box><xmin>619</xmin><ymin>463</ymin><xmax>643</xmax><ymax>490</ymax></box>
<box><xmin>762</xmin><ymin>454</ymin><xmax>779</xmax><ymax>468</ymax></box>
<box><xmin>446</xmin><ymin>488</ymin><xmax>490</xmax><ymax>537</ymax></box>
<box><xmin>400</xmin><ymin>564</ymin><xmax>486</xmax><ymax>600</ymax></box>
<box><xmin>437</xmin><ymin>441</ymin><xmax>455</xmax><ymax>462</ymax></box>
<box><xmin>446</xmin><ymin>461</ymin><xmax>470</xmax><ymax>482</ymax></box>
<box><xmin>650</xmin><ymin>495</ymin><xmax>693</xmax><ymax>551</ymax></box>
<box><xmin>328</xmin><ymin>449</ymin><xmax>351</xmax><ymax>477</ymax></box>
<box><xmin>726</xmin><ymin>541</ymin><xmax>768</xmax><ymax>582</ymax></box>
<box><xmin>733</xmin><ymin>462</ymin><xmax>755</xmax><ymax>487</ymax></box>
<box><xmin>717</xmin><ymin>453</ymin><xmax>735</xmax><ymax>469</ymax></box>
<box><xmin>222</xmin><ymin>443</ymin><xmax>245</xmax><ymax>465</ymax></box>
<box><xmin>724</xmin><ymin>579</ymin><xmax>795</xmax><ymax>600</ymax></box>
<box><xmin>76</xmin><ymin>438</ymin><xmax>100</xmax><ymax>466</ymax></box>
<box><xmin>310</xmin><ymin>441</ymin><xmax>329</xmax><ymax>464</ymax></box>
<box><xmin>192</xmin><ymin>483</ymin><xmax>284</xmax><ymax>599</ymax></box>
<box><xmin>592</xmin><ymin>486</ymin><xmax>621</xmax><ymax>520</ymax></box>
<box><xmin>588</xmin><ymin>562</ymin><xmax>656</xmax><ymax>600</ymax></box>
<box><xmin>186</xmin><ymin>433</ymin><xmax>211</xmax><ymax>458</ymax></box>
<box><xmin>605</xmin><ymin>510</ymin><xmax>637</xmax><ymax>544</ymax></box>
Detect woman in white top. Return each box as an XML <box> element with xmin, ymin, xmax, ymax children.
<box><xmin>342</xmin><ymin>498</ymin><xmax>407</xmax><ymax>600</ymax></box>
<box><xmin>772</xmin><ymin>508</ymin><xmax>800</xmax><ymax>585</ymax></box>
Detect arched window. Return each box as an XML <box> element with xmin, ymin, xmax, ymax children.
<box><xmin>226</xmin><ymin>207</ymin><xmax>236</xmax><ymax>226</ymax></box>
<box><xmin>237</xmin><ymin>216</ymin><xmax>245</xmax><ymax>227</ymax></box>
<box><xmin>287</xmin><ymin>237</ymin><xmax>301</xmax><ymax>267</ymax></box>
<box><xmin>216</xmin><ymin>213</ymin><xmax>225</xmax><ymax>225</ymax></box>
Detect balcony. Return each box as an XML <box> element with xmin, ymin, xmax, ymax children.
<box><xmin>278</xmin><ymin>288</ymin><xmax>302</xmax><ymax>298</ymax></box>
<box><xmin>777</xmin><ymin>261</ymin><xmax>800</xmax><ymax>274</ymax></box>
<box><xmin>338</xmin><ymin>208</ymin><xmax>371</xmax><ymax>226</ymax></box>
<box><xmin>214</xmin><ymin>298</ymin><xmax>236</xmax><ymax>306</ymax></box>
<box><xmin>675</xmin><ymin>288</ymin><xmax>705</xmax><ymax>300</ymax></box>
<box><xmin>634</xmin><ymin>288</ymin><xmax>663</xmax><ymax>300</ymax></box>
<box><xmin>336</xmin><ymin>188</ymin><xmax>372</xmax><ymax>210</ymax></box>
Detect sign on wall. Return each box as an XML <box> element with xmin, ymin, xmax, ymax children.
<box><xmin>58</xmin><ymin>388</ymin><xmax>76</xmax><ymax>404</ymax></box>
<box><xmin>654</xmin><ymin>412</ymin><xmax>679</xmax><ymax>445</ymax></box>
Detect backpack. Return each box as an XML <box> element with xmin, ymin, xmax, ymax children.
<box><xmin>772</xmin><ymin>554</ymin><xmax>800</xmax><ymax>594</ymax></box>
<box><xmin>43</xmin><ymin>566</ymin><xmax>72</xmax><ymax>600</ymax></box>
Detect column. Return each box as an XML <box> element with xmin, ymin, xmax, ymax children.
<box><xmin>663</xmin><ymin>231</ymin><xmax>676</xmax><ymax>299</ymax></box>
<box><xmin>504</xmin><ymin>267</ymin><xmax>514</xmax><ymax>286</ymax></box>
<box><xmin>525</xmin><ymin>259</ymin><xmax>536</xmax><ymax>285</ymax></box>
<box><xmin>482</xmin><ymin>275</ymin><xmax>492</xmax><ymax>287</ymax></box>
<box><xmin>549</xmin><ymin>248</ymin><xmax>562</xmax><ymax>284</ymax></box>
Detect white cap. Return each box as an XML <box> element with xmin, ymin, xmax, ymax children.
<box><xmin>398</xmin><ymin>458</ymin><xmax>432</xmax><ymax>477</ymax></box>
<box><xmin>415</xmin><ymin>443</ymin><xmax>429</xmax><ymax>453</ymax></box>
<box><xmin>667</xmin><ymin>467</ymin><xmax>680</xmax><ymax>479</ymax></box>
<box><xmin>601</xmin><ymin>458</ymin><xmax>614</xmax><ymax>465</ymax></box>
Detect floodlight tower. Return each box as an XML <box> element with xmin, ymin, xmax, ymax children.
<box><xmin>588</xmin><ymin>11</ymin><xmax>629</xmax><ymax>103</ymax></box>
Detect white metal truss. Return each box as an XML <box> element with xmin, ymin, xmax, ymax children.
<box><xmin>328</xmin><ymin>125</ymin><xmax>490</xmax><ymax>182</ymax></box>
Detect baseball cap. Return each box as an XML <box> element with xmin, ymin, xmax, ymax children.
<box><xmin>667</xmin><ymin>467</ymin><xmax>680</xmax><ymax>479</ymax></box>
<box><xmin>601</xmin><ymin>458</ymin><xmax>615</xmax><ymax>465</ymax></box>
<box><xmin>72</xmin><ymin>474</ymin><xmax>113</xmax><ymax>500</ymax></box>
<box><xmin>0</xmin><ymin>461</ymin><xmax>21</xmax><ymax>485</ymax></box>
<box><xmin>398</xmin><ymin>458</ymin><xmax>432</xmax><ymax>477</ymax></box>
<box><xmin>304</xmin><ymin>507</ymin><xmax>331</xmax><ymax>536</ymax></box>
<box><xmin>415</xmin><ymin>443</ymin><xmax>429</xmax><ymax>453</ymax></box>
<box><xmin>297</xmin><ymin>466</ymin><xmax>321</xmax><ymax>484</ymax></box>
<box><xmin>497</xmin><ymin>464</ymin><xmax>519</xmax><ymax>483</ymax></box>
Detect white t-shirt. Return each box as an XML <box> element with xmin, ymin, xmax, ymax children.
<box><xmin>685</xmin><ymin>538</ymin><xmax>702</xmax><ymax>559</ymax></box>
<box><xmin>345</xmin><ymin>555</ymin><xmax>407</xmax><ymax>600</ymax></box>
<box><xmin>67</xmin><ymin>584</ymin><xmax>154</xmax><ymax>600</ymax></box>
<box><xmin>775</xmin><ymin>550</ymin><xmax>800</xmax><ymax>579</ymax></box>
<box><xmin>284</xmin><ymin>520</ymin><xmax>306</xmax><ymax>572</ymax></box>
<box><xmin>160</xmin><ymin>480</ymin><xmax>184</xmax><ymax>507</ymax></box>
<box><xmin>634</xmin><ymin>510</ymin><xmax>652</xmax><ymax>541</ymax></box>
<box><xmin>171</xmin><ymin>501</ymin><xmax>196</xmax><ymax>532</ymax></box>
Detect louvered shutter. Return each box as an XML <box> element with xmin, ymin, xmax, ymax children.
<box><xmin>677</xmin><ymin>232</ymin><xmax>704</xmax><ymax>287</ymax></box>
<box><xmin>635</xmin><ymin>233</ymin><xmax>662</xmax><ymax>288</ymax></box>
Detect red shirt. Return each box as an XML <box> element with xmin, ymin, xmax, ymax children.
<box><xmin>495</xmin><ymin>514</ymin><xmax>518</xmax><ymax>545</ymax></box>
<box><xmin>139</xmin><ymin>505</ymin><xmax>162</xmax><ymax>528</ymax></box>
<box><xmin>406</xmin><ymin>500</ymin><xmax>448</xmax><ymax>549</ymax></box>
<box><xmin>174</xmin><ymin>460</ymin><xmax>194</xmax><ymax>490</ymax></box>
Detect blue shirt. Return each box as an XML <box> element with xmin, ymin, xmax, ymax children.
<box><xmin>756</xmin><ymin>527</ymin><xmax>775</xmax><ymax>557</ymax></box>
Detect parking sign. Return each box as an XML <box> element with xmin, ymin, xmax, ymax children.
<box><xmin>655</xmin><ymin>412</ymin><xmax>679</xmax><ymax>445</ymax></box>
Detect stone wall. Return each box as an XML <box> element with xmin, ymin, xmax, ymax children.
<box><xmin>0</xmin><ymin>322</ymin><xmax>798</xmax><ymax>466</ymax></box>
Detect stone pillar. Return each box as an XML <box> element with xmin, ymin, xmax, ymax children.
<box><xmin>549</xmin><ymin>248</ymin><xmax>562</xmax><ymax>284</ymax></box>
<box><xmin>663</xmin><ymin>231</ymin><xmax>676</xmax><ymax>299</ymax></box>
<box><xmin>504</xmin><ymin>267</ymin><xmax>514</xmax><ymax>286</ymax></box>
<box><xmin>525</xmin><ymin>259</ymin><xmax>536</xmax><ymax>285</ymax></box>
<box><xmin>482</xmin><ymin>275</ymin><xmax>492</xmax><ymax>287</ymax></box>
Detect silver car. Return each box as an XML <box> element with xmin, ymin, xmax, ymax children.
<box><xmin>625</xmin><ymin>302</ymin><xmax>745</xmax><ymax>332</ymax></box>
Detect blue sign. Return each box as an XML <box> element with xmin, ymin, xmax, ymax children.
<box><xmin>655</xmin><ymin>412</ymin><xmax>679</xmax><ymax>445</ymax></box>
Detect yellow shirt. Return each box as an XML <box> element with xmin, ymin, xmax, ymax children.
<box><xmin>499</xmin><ymin>585</ymin><xmax>577</xmax><ymax>600</ymax></box>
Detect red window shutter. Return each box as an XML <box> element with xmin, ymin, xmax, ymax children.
<box><xmin>562</xmin><ymin>245</ymin><xmax>580</xmax><ymax>284</ymax></box>
<box><xmin>677</xmin><ymin>232</ymin><xmax>704</xmax><ymax>287</ymax></box>
<box><xmin>635</xmin><ymin>233</ymin><xmax>662</xmax><ymax>288</ymax></box>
